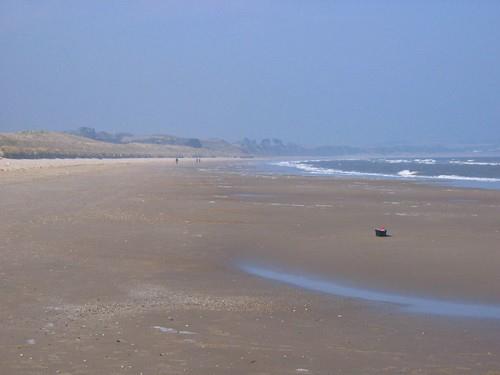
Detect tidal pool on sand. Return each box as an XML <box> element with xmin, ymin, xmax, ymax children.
<box><xmin>239</xmin><ymin>263</ymin><xmax>500</xmax><ymax>319</ymax></box>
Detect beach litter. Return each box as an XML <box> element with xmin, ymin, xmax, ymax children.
<box><xmin>374</xmin><ymin>227</ymin><xmax>388</xmax><ymax>237</ymax></box>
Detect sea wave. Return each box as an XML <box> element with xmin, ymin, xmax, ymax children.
<box><xmin>273</xmin><ymin>161</ymin><xmax>397</xmax><ymax>178</ymax></box>
<box><xmin>377</xmin><ymin>158</ymin><xmax>436</xmax><ymax>165</ymax></box>
<box><xmin>272</xmin><ymin>161</ymin><xmax>500</xmax><ymax>183</ymax></box>
<box><xmin>413</xmin><ymin>158</ymin><xmax>436</xmax><ymax>165</ymax></box>
<box><xmin>397</xmin><ymin>170</ymin><xmax>418</xmax><ymax>177</ymax></box>
<box><xmin>377</xmin><ymin>159</ymin><xmax>412</xmax><ymax>164</ymax></box>
<box><xmin>449</xmin><ymin>160</ymin><xmax>500</xmax><ymax>166</ymax></box>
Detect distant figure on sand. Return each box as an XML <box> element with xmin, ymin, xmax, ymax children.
<box><xmin>175</xmin><ymin>158</ymin><xmax>179</xmax><ymax>165</ymax></box>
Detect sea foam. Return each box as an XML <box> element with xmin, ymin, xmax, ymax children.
<box><xmin>397</xmin><ymin>170</ymin><xmax>418</xmax><ymax>177</ymax></box>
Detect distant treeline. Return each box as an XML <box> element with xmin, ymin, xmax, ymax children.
<box><xmin>71</xmin><ymin>127</ymin><xmax>203</xmax><ymax>148</ymax></box>
<box><xmin>238</xmin><ymin>138</ymin><xmax>361</xmax><ymax>156</ymax></box>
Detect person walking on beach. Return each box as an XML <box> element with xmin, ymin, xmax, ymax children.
<box><xmin>175</xmin><ymin>158</ymin><xmax>179</xmax><ymax>165</ymax></box>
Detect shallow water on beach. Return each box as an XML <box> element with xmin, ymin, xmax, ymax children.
<box><xmin>239</xmin><ymin>263</ymin><xmax>500</xmax><ymax>319</ymax></box>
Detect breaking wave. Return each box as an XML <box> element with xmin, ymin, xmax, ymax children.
<box><xmin>377</xmin><ymin>158</ymin><xmax>436</xmax><ymax>165</ymax></box>
<box><xmin>397</xmin><ymin>170</ymin><xmax>419</xmax><ymax>177</ymax></box>
<box><xmin>272</xmin><ymin>160</ymin><xmax>500</xmax><ymax>183</ymax></box>
<box><xmin>450</xmin><ymin>160</ymin><xmax>500</xmax><ymax>166</ymax></box>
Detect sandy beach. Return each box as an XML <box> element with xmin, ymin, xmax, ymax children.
<box><xmin>0</xmin><ymin>157</ymin><xmax>238</xmax><ymax>172</ymax></box>
<box><xmin>1</xmin><ymin>159</ymin><xmax>500</xmax><ymax>374</ymax></box>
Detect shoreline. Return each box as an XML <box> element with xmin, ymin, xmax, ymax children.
<box><xmin>3</xmin><ymin>155</ymin><xmax>500</xmax><ymax>190</ymax></box>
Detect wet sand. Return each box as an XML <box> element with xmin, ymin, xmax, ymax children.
<box><xmin>1</xmin><ymin>160</ymin><xmax>500</xmax><ymax>374</ymax></box>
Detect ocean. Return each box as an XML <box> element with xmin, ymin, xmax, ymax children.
<box><xmin>264</xmin><ymin>156</ymin><xmax>500</xmax><ymax>190</ymax></box>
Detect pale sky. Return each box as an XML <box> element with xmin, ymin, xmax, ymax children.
<box><xmin>1</xmin><ymin>1</ymin><xmax>499</xmax><ymax>146</ymax></box>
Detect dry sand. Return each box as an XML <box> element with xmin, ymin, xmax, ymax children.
<box><xmin>1</xmin><ymin>159</ymin><xmax>500</xmax><ymax>374</ymax></box>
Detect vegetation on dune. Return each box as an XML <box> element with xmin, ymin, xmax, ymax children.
<box><xmin>71</xmin><ymin>127</ymin><xmax>204</xmax><ymax>148</ymax></box>
<box><xmin>0</xmin><ymin>131</ymin><xmax>243</xmax><ymax>159</ymax></box>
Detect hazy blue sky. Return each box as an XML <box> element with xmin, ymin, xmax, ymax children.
<box><xmin>1</xmin><ymin>1</ymin><xmax>499</xmax><ymax>146</ymax></box>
